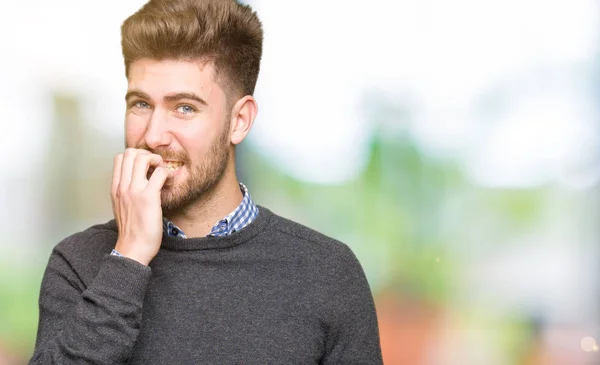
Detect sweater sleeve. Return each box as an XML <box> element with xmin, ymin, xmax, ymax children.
<box><xmin>320</xmin><ymin>246</ymin><xmax>383</xmax><ymax>365</ymax></box>
<box><xmin>29</xmin><ymin>249</ymin><xmax>152</xmax><ymax>365</ymax></box>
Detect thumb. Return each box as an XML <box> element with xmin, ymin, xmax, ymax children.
<box><xmin>146</xmin><ymin>167</ymin><xmax>174</xmax><ymax>192</ymax></box>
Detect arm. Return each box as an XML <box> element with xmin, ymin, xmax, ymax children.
<box><xmin>29</xmin><ymin>250</ymin><xmax>151</xmax><ymax>365</ymax></box>
<box><xmin>321</xmin><ymin>247</ymin><xmax>383</xmax><ymax>365</ymax></box>
<box><xmin>30</xmin><ymin>148</ymin><xmax>173</xmax><ymax>364</ymax></box>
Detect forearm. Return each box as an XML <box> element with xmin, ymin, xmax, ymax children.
<box><xmin>30</xmin><ymin>254</ymin><xmax>151</xmax><ymax>364</ymax></box>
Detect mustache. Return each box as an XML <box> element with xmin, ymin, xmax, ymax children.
<box><xmin>135</xmin><ymin>143</ymin><xmax>190</xmax><ymax>164</ymax></box>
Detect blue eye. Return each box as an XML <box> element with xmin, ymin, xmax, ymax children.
<box><xmin>176</xmin><ymin>105</ymin><xmax>196</xmax><ymax>114</ymax></box>
<box><xmin>134</xmin><ymin>101</ymin><xmax>150</xmax><ymax>108</ymax></box>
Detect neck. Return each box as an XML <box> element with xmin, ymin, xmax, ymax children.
<box><xmin>164</xmin><ymin>170</ymin><xmax>243</xmax><ymax>238</ymax></box>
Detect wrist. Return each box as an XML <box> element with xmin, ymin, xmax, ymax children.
<box><xmin>114</xmin><ymin>240</ymin><xmax>154</xmax><ymax>266</ymax></box>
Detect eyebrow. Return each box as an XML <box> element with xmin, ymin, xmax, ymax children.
<box><xmin>125</xmin><ymin>89</ymin><xmax>208</xmax><ymax>106</ymax></box>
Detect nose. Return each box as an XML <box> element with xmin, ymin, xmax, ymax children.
<box><xmin>144</xmin><ymin>110</ymin><xmax>172</xmax><ymax>149</ymax></box>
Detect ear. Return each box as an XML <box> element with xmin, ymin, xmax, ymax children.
<box><xmin>229</xmin><ymin>95</ymin><xmax>258</xmax><ymax>145</ymax></box>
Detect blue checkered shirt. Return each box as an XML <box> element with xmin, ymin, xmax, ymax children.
<box><xmin>163</xmin><ymin>183</ymin><xmax>258</xmax><ymax>238</ymax></box>
<box><xmin>111</xmin><ymin>183</ymin><xmax>258</xmax><ymax>256</ymax></box>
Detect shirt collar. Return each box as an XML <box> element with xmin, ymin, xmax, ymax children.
<box><xmin>163</xmin><ymin>182</ymin><xmax>258</xmax><ymax>239</ymax></box>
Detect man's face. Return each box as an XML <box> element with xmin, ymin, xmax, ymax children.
<box><xmin>125</xmin><ymin>58</ymin><xmax>231</xmax><ymax>214</ymax></box>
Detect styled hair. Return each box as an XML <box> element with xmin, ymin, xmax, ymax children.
<box><xmin>121</xmin><ymin>0</ymin><xmax>263</xmax><ymax>98</ymax></box>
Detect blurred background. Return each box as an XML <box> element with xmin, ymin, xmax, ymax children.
<box><xmin>1</xmin><ymin>0</ymin><xmax>599</xmax><ymax>364</ymax></box>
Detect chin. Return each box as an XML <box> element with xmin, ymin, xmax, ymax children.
<box><xmin>160</xmin><ymin>189</ymin><xmax>185</xmax><ymax>211</ymax></box>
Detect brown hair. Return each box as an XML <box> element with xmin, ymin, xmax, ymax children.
<box><xmin>121</xmin><ymin>0</ymin><xmax>263</xmax><ymax>99</ymax></box>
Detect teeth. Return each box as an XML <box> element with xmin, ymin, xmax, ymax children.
<box><xmin>165</xmin><ymin>162</ymin><xmax>183</xmax><ymax>171</ymax></box>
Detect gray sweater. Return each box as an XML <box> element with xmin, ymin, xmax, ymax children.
<box><xmin>30</xmin><ymin>206</ymin><xmax>383</xmax><ymax>364</ymax></box>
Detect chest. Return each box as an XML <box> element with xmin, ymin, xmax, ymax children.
<box><xmin>129</xmin><ymin>259</ymin><xmax>327</xmax><ymax>364</ymax></box>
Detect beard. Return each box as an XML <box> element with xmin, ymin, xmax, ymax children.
<box><xmin>131</xmin><ymin>126</ymin><xmax>230</xmax><ymax>214</ymax></box>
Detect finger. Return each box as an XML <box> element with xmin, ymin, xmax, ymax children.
<box><xmin>119</xmin><ymin>148</ymin><xmax>149</xmax><ymax>191</ymax></box>
<box><xmin>111</xmin><ymin>154</ymin><xmax>124</xmax><ymax>218</ymax></box>
<box><xmin>111</xmin><ymin>154</ymin><xmax>124</xmax><ymax>198</ymax></box>
<box><xmin>146</xmin><ymin>167</ymin><xmax>174</xmax><ymax>192</ymax></box>
<box><xmin>132</xmin><ymin>153</ymin><xmax>163</xmax><ymax>188</ymax></box>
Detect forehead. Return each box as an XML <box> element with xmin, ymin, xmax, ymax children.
<box><xmin>127</xmin><ymin>58</ymin><xmax>223</xmax><ymax>100</ymax></box>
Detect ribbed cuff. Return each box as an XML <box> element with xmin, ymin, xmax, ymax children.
<box><xmin>90</xmin><ymin>254</ymin><xmax>152</xmax><ymax>305</ymax></box>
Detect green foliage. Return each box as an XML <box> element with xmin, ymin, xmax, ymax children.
<box><xmin>0</xmin><ymin>257</ymin><xmax>44</xmax><ymax>357</ymax></box>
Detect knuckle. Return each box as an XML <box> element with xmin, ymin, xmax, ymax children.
<box><xmin>124</xmin><ymin>148</ymin><xmax>137</xmax><ymax>157</ymax></box>
<box><xmin>135</xmin><ymin>153</ymin><xmax>150</xmax><ymax>164</ymax></box>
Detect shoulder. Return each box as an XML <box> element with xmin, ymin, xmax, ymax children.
<box><xmin>260</xmin><ymin>207</ymin><xmax>362</xmax><ymax>271</ymax></box>
<box><xmin>261</xmin><ymin>208</ymin><xmax>374</xmax><ymax>316</ymax></box>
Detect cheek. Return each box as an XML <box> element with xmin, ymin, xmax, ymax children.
<box><xmin>173</xmin><ymin>124</ymin><xmax>219</xmax><ymax>157</ymax></box>
<box><xmin>125</xmin><ymin>118</ymin><xmax>147</xmax><ymax>145</ymax></box>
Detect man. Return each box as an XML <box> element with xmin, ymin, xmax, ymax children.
<box><xmin>30</xmin><ymin>0</ymin><xmax>383</xmax><ymax>363</ymax></box>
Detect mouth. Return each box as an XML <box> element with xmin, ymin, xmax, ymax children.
<box><xmin>164</xmin><ymin>160</ymin><xmax>184</xmax><ymax>172</ymax></box>
<box><xmin>147</xmin><ymin>161</ymin><xmax>184</xmax><ymax>180</ymax></box>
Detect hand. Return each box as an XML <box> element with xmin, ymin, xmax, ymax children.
<box><xmin>110</xmin><ymin>148</ymin><xmax>173</xmax><ymax>266</ymax></box>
